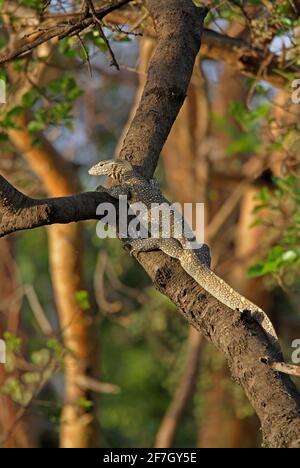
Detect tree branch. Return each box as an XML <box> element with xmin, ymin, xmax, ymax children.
<box><xmin>119</xmin><ymin>0</ymin><xmax>208</xmax><ymax>177</ymax></box>
<box><xmin>1</xmin><ymin>2</ymin><xmax>298</xmax><ymax>89</ymax></box>
<box><xmin>104</xmin><ymin>11</ymin><xmax>298</xmax><ymax>90</ymax></box>
<box><xmin>0</xmin><ymin>176</ymin><xmax>116</xmax><ymax>238</ymax></box>
<box><xmin>0</xmin><ymin>0</ymin><xmax>132</xmax><ymax>65</ymax></box>
<box><xmin>201</xmin><ymin>29</ymin><xmax>297</xmax><ymax>90</ymax></box>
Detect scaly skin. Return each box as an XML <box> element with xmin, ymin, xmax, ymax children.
<box><xmin>89</xmin><ymin>159</ymin><xmax>210</xmax><ymax>263</ymax></box>
<box><xmin>89</xmin><ymin>160</ymin><xmax>280</xmax><ymax>351</ymax></box>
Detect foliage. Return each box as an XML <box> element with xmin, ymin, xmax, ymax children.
<box><xmin>249</xmin><ymin>177</ymin><xmax>300</xmax><ymax>292</ymax></box>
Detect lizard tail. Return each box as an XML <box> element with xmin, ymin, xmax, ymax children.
<box><xmin>181</xmin><ymin>257</ymin><xmax>279</xmax><ymax>349</ymax></box>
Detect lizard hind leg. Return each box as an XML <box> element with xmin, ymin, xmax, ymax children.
<box><xmin>124</xmin><ymin>238</ymin><xmax>162</xmax><ymax>256</ymax></box>
<box><xmin>124</xmin><ymin>238</ymin><xmax>183</xmax><ymax>259</ymax></box>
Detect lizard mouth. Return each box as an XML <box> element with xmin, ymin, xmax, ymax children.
<box><xmin>89</xmin><ymin>160</ymin><xmax>133</xmax><ymax>182</ymax></box>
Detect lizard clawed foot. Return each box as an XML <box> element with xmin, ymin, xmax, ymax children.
<box><xmin>96</xmin><ymin>184</ymin><xmax>106</xmax><ymax>193</ymax></box>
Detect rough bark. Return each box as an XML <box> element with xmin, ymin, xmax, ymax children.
<box><xmin>198</xmin><ymin>349</ymin><xmax>259</xmax><ymax>449</ymax></box>
<box><xmin>117</xmin><ymin>2</ymin><xmax>300</xmax><ymax>447</ymax></box>
<box><xmin>0</xmin><ymin>176</ymin><xmax>113</xmax><ymax>238</ymax></box>
<box><xmin>118</xmin><ymin>0</ymin><xmax>207</xmax><ymax>177</ymax></box>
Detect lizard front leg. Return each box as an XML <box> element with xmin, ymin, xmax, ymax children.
<box><xmin>101</xmin><ymin>185</ymin><xmax>131</xmax><ymax>200</ymax></box>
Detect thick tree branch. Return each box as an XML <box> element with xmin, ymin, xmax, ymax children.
<box><xmin>3</xmin><ymin>174</ymin><xmax>299</xmax><ymax>446</ymax></box>
<box><xmin>119</xmin><ymin>0</ymin><xmax>208</xmax><ymax>177</ymax></box>
<box><xmin>133</xmin><ymin>251</ymin><xmax>300</xmax><ymax>448</ymax></box>
<box><xmin>0</xmin><ymin>176</ymin><xmax>116</xmax><ymax>238</ymax></box>
<box><xmin>200</xmin><ymin>30</ymin><xmax>297</xmax><ymax>90</ymax></box>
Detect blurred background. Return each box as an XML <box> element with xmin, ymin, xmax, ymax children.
<box><xmin>0</xmin><ymin>0</ymin><xmax>300</xmax><ymax>448</ymax></box>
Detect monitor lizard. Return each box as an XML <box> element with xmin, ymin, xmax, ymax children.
<box><xmin>89</xmin><ymin>159</ymin><xmax>280</xmax><ymax>351</ymax></box>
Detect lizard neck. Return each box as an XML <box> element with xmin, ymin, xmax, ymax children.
<box><xmin>123</xmin><ymin>170</ymin><xmax>145</xmax><ymax>185</ymax></box>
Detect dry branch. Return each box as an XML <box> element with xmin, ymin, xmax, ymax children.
<box><xmin>0</xmin><ymin>0</ymin><xmax>132</xmax><ymax>65</ymax></box>
<box><xmin>1</xmin><ymin>2</ymin><xmax>297</xmax><ymax>89</ymax></box>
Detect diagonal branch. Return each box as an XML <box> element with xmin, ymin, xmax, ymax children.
<box><xmin>87</xmin><ymin>0</ymin><xmax>120</xmax><ymax>70</ymax></box>
<box><xmin>0</xmin><ymin>0</ymin><xmax>132</xmax><ymax>65</ymax></box>
<box><xmin>154</xmin><ymin>328</ymin><xmax>204</xmax><ymax>448</ymax></box>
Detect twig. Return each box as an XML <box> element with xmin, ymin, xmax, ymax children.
<box><xmin>75</xmin><ymin>375</ymin><xmax>120</xmax><ymax>394</ymax></box>
<box><xmin>41</xmin><ymin>1</ymin><xmax>52</xmax><ymax>15</ymax></box>
<box><xmin>76</xmin><ymin>33</ymin><xmax>93</xmax><ymax>77</ymax></box>
<box><xmin>105</xmin><ymin>254</ymin><xmax>147</xmax><ymax>304</ymax></box>
<box><xmin>206</xmin><ymin>180</ymin><xmax>250</xmax><ymax>241</ymax></box>
<box><xmin>0</xmin><ymin>0</ymin><xmax>132</xmax><ymax>65</ymax></box>
<box><xmin>94</xmin><ymin>251</ymin><xmax>122</xmax><ymax>314</ymax></box>
<box><xmin>24</xmin><ymin>284</ymin><xmax>54</xmax><ymax>337</ymax></box>
<box><xmin>86</xmin><ymin>0</ymin><xmax>120</xmax><ymax>70</ymax></box>
<box><xmin>261</xmin><ymin>358</ymin><xmax>300</xmax><ymax>378</ymax></box>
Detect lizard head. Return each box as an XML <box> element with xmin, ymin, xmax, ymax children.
<box><xmin>89</xmin><ymin>159</ymin><xmax>134</xmax><ymax>183</ymax></box>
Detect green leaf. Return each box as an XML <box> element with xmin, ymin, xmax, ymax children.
<box><xmin>75</xmin><ymin>290</ymin><xmax>91</xmax><ymax>311</ymax></box>
<box><xmin>281</xmin><ymin>250</ymin><xmax>298</xmax><ymax>263</ymax></box>
<box><xmin>31</xmin><ymin>349</ymin><xmax>51</xmax><ymax>367</ymax></box>
<box><xmin>28</xmin><ymin>120</ymin><xmax>46</xmax><ymax>133</ymax></box>
<box><xmin>22</xmin><ymin>372</ymin><xmax>41</xmax><ymax>385</ymax></box>
<box><xmin>257</xmin><ymin>187</ymin><xmax>269</xmax><ymax>202</ymax></box>
<box><xmin>77</xmin><ymin>397</ymin><xmax>94</xmax><ymax>409</ymax></box>
<box><xmin>59</xmin><ymin>37</ymin><xmax>77</xmax><ymax>59</ymax></box>
<box><xmin>22</xmin><ymin>89</ymin><xmax>39</xmax><ymax>108</ymax></box>
<box><xmin>268</xmin><ymin>246</ymin><xmax>285</xmax><ymax>262</ymax></box>
<box><xmin>0</xmin><ymin>132</ymin><xmax>8</xmax><ymax>141</ymax></box>
<box><xmin>4</xmin><ymin>332</ymin><xmax>22</xmax><ymax>352</ymax></box>
<box><xmin>248</xmin><ymin>263</ymin><xmax>265</xmax><ymax>278</ymax></box>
